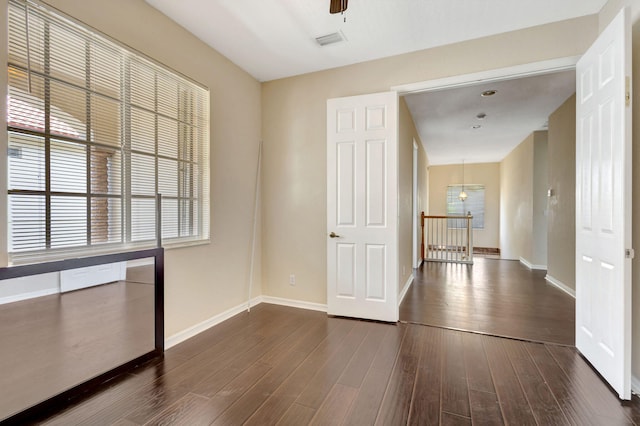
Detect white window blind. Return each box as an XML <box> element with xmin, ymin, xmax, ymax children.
<box><xmin>446</xmin><ymin>185</ymin><xmax>485</xmax><ymax>229</ymax></box>
<box><xmin>7</xmin><ymin>0</ymin><xmax>210</xmax><ymax>264</ymax></box>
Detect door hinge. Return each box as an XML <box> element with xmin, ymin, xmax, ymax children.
<box><xmin>626</xmin><ymin>248</ymin><xmax>635</xmax><ymax>259</ymax></box>
<box><xmin>626</xmin><ymin>76</ymin><xmax>631</xmax><ymax>107</ymax></box>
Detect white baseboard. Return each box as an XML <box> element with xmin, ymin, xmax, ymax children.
<box><xmin>519</xmin><ymin>257</ymin><xmax>547</xmax><ymax>271</ymax></box>
<box><xmin>632</xmin><ymin>375</ymin><xmax>640</xmax><ymax>396</ymax></box>
<box><xmin>545</xmin><ymin>275</ymin><xmax>576</xmax><ymax>298</ymax></box>
<box><xmin>261</xmin><ymin>295</ymin><xmax>327</xmax><ymax>312</ymax></box>
<box><xmin>0</xmin><ymin>288</ymin><xmax>59</xmax><ymax>305</ymax></box>
<box><xmin>164</xmin><ymin>296</ymin><xmax>262</xmax><ymax>349</ymax></box>
<box><xmin>399</xmin><ymin>274</ymin><xmax>414</xmax><ymax>306</ymax></box>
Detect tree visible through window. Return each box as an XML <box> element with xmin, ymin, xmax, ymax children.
<box><xmin>446</xmin><ymin>185</ymin><xmax>485</xmax><ymax>229</ymax></box>
<box><xmin>6</xmin><ymin>0</ymin><xmax>210</xmax><ymax>263</ymax></box>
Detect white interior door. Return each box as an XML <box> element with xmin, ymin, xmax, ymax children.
<box><xmin>327</xmin><ymin>91</ymin><xmax>398</xmax><ymax>322</ymax></box>
<box><xmin>575</xmin><ymin>7</ymin><xmax>632</xmax><ymax>400</ymax></box>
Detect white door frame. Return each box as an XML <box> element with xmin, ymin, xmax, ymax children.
<box><xmin>391</xmin><ymin>53</ymin><xmax>634</xmax><ymax>397</ymax></box>
<box><xmin>391</xmin><ymin>56</ymin><xmax>580</xmax><ymax>95</ymax></box>
<box><xmin>393</xmin><ymin>56</ymin><xmax>581</xmax><ymax>272</ymax></box>
<box><xmin>412</xmin><ymin>139</ymin><xmax>420</xmax><ymax>268</ymax></box>
<box><xmin>393</xmin><ymin>56</ymin><xmax>579</xmax><ymax>271</ymax></box>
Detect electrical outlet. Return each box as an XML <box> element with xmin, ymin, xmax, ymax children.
<box><xmin>289</xmin><ymin>274</ymin><xmax>296</xmax><ymax>286</ymax></box>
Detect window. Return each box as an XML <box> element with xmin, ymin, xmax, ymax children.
<box><xmin>6</xmin><ymin>0</ymin><xmax>210</xmax><ymax>264</ymax></box>
<box><xmin>446</xmin><ymin>185</ymin><xmax>485</xmax><ymax>229</ymax></box>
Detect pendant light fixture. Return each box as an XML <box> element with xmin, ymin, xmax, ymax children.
<box><xmin>459</xmin><ymin>160</ymin><xmax>468</xmax><ymax>201</ymax></box>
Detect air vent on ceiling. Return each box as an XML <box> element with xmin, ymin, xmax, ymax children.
<box><xmin>316</xmin><ymin>31</ymin><xmax>346</xmax><ymax>46</ymax></box>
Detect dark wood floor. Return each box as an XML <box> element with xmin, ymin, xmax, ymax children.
<box><xmin>0</xmin><ymin>280</ymin><xmax>154</xmax><ymax>422</ymax></box>
<box><xmin>25</xmin><ymin>303</ymin><xmax>640</xmax><ymax>425</ymax></box>
<box><xmin>400</xmin><ymin>258</ymin><xmax>575</xmax><ymax>345</ymax></box>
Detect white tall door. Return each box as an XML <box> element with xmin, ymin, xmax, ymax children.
<box><xmin>575</xmin><ymin>7</ymin><xmax>632</xmax><ymax>400</ymax></box>
<box><xmin>327</xmin><ymin>91</ymin><xmax>399</xmax><ymax>322</ymax></box>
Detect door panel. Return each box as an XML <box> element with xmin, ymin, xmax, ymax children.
<box><xmin>337</xmin><ymin>142</ymin><xmax>356</xmax><ymax>226</ymax></box>
<box><xmin>366</xmin><ymin>139</ymin><xmax>386</xmax><ymax>226</ymax></box>
<box><xmin>365</xmin><ymin>244</ymin><xmax>386</xmax><ymax>300</ymax></box>
<box><xmin>575</xmin><ymin>7</ymin><xmax>631</xmax><ymax>400</ymax></box>
<box><xmin>336</xmin><ymin>243</ymin><xmax>356</xmax><ymax>298</ymax></box>
<box><xmin>327</xmin><ymin>91</ymin><xmax>398</xmax><ymax>322</ymax></box>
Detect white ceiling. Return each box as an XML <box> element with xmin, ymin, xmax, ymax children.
<box><xmin>145</xmin><ymin>0</ymin><xmax>607</xmax><ymax>82</ymax></box>
<box><xmin>404</xmin><ymin>71</ymin><xmax>576</xmax><ymax>165</ymax></box>
<box><xmin>144</xmin><ymin>0</ymin><xmax>598</xmax><ymax>165</ymax></box>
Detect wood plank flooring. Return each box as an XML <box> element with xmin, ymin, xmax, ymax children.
<box><xmin>400</xmin><ymin>258</ymin><xmax>575</xmax><ymax>345</ymax></box>
<box><xmin>23</xmin><ymin>303</ymin><xmax>640</xmax><ymax>426</ymax></box>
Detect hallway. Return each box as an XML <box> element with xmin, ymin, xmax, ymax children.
<box><xmin>400</xmin><ymin>258</ymin><xmax>575</xmax><ymax>345</ymax></box>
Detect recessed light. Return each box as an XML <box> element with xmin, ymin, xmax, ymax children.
<box><xmin>471</xmin><ymin>124</ymin><xmax>482</xmax><ymax>129</ymax></box>
<box><xmin>481</xmin><ymin>90</ymin><xmax>497</xmax><ymax>97</ymax></box>
<box><xmin>476</xmin><ymin>112</ymin><xmax>487</xmax><ymax>120</ymax></box>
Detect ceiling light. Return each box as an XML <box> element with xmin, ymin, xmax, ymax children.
<box><xmin>459</xmin><ymin>160</ymin><xmax>467</xmax><ymax>201</ymax></box>
<box><xmin>476</xmin><ymin>112</ymin><xmax>486</xmax><ymax>120</ymax></box>
<box><xmin>481</xmin><ymin>90</ymin><xmax>497</xmax><ymax>97</ymax></box>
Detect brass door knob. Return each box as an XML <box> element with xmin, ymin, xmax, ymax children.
<box><xmin>329</xmin><ymin>232</ymin><xmax>340</xmax><ymax>238</ymax></box>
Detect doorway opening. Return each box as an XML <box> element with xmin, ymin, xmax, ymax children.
<box><xmin>396</xmin><ymin>58</ymin><xmax>578</xmax><ymax>346</ymax></box>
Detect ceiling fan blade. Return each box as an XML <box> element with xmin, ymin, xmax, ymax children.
<box><xmin>330</xmin><ymin>0</ymin><xmax>348</xmax><ymax>14</ymax></box>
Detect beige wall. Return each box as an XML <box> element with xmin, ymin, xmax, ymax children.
<box><xmin>547</xmin><ymin>94</ymin><xmax>576</xmax><ymax>290</ymax></box>
<box><xmin>500</xmin><ymin>134</ymin><xmax>534</xmax><ymax>261</ymax></box>
<box><xmin>532</xmin><ymin>132</ymin><xmax>549</xmax><ymax>266</ymax></box>
<box><xmin>398</xmin><ymin>98</ymin><xmax>428</xmax><ymax>293</ymax></box>
<box><xmin>261</xmin><ymin>17</ymin><xmax>597</xmax><ymax>304</ymax></box>
<box><xmin>600</xmin><ymin>0</ymin><xmax>640</xmax><ymax>31</ymax></box>
<box><xmin>427</xmin><ymin>163</ymin><xmax>500</xmax><ymax>249</ymax></box>
<box><xmin>0</xmin><ymin>0</ymin><xmax>264</xmax><ymax>338</ymax></box>
<box><xmin>500</xmin><ymin>131</ymin><xmax>548</xmax><ymax>265</ymax></box>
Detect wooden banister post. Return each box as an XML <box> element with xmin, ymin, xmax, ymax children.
<box><xmin>466</xmin><ymin>212</ymin><xmax>473</xmax><ymax>260</ymax></box>
<box><xmin>420</xmin><ymin>211</ymin><xmax>425</xmax><ymax>260</ymax></box>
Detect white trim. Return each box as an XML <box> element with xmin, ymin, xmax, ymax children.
<box><xmin>391</xmin><ymin>56</ymin><xmax>580</xmax><ymax>95</ymax></box>
<box><xmin>9</xmin><ymin>238</ymin><xmax>211</xmax><ymax>267</ymax></box>
<box><xmin>399</xmin><ymin>274</ymin><xmax>414</xmax><ymax>306</ymax></box>
<box><xmin>412</xmin><ymin>139</ymin><xmax>420</xmax><ymax>269</ymax></box>
<box><xmin>519</xmin><ymin>257</ymin><xmax>547</xmax><ymax>271</ymax></box>
<box><xmin>0</xmin><ymin>288</ymin><xmax>58</xmax><ymax>305</ymax></box>
<box><xmin>632</xmin><ymin>375</ymin><xmax>640</xmax><ymax>395</ymax></box>
<box><xmin>164</xmin><ymin>296</ymin><xmax>262</xmax><ymax>349</ymax></box>
<box><xmin>261</xmin><ymin>296</ymin><xmax>328</xmax><ymax>312</ymax></box>
<box><xmin>162</xmin><ymin>239</ymin><xmax>211</xmax><ymax>251</ymax></box>
<box><xmin>545</xmin><ymin>274</ymin><xmax>576</xmax><ymax>298</ymax></box>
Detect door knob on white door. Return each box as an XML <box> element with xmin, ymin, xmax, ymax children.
<box><xmin>329</xmin><ymin>232</ymin><xmax>340</xmax><ymax>238</ymax></box>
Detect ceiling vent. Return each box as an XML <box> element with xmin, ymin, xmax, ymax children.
<box><xmin>316</xmin><ymin>31</ymin><xmax>346</xmax><ymax>46</ymax></box>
